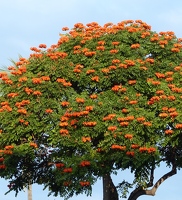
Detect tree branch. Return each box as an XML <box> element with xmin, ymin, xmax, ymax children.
<box><xmin>128</xmin><ymin>164</ymin><xmax>177</xmax><ymax>200</ymax></box>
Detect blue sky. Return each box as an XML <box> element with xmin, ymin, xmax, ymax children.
<box><xmin>0</xmin><ymin>0</ymin><xmax>182</xmax><ymax>199</ymax></box>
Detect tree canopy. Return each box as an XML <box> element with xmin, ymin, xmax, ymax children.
<box><xmin>0</xmin><ymin>20</ymin><xmax>182</xmax><ymax>200</ymax></box>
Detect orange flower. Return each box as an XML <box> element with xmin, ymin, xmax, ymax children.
<box><xmin>155</xmin><ymin>73</ymin><xmax>165</xmax><ymax>79</ymax></box>
<box><xmin>32</xmin><ymin>78</ymin><xmax>42</xmax><ymax>84</ymax></box>
<box><xmin>131</xmin><ymin>144</ymin><xmax>139</xmax><ymax>149</ymax></box>
<box><xmin>167</xmin><ymin>96</ymin><xmax>176</xmax><ymax>101</ymax></box>
<box><xmin>121</xmin><ymin>108</ymin><xmax>129</xmax><ymax>113</ymax></box>
<box><xmin>7</xmin><ymin>93</ymin><xmax>18</xmax><ymax>98</ymax></box>
<box><xmin>85</xmin><ymin>106</ymin><xmax>94</xmax><ymax>111</ymax></box>
<box><xmin>76</xmin><ymin>97</ymin><xmax>85</xmax><ymax>103</ymax></box>
<box><xmin>112</xmin><ymin>41</ymin><xmax>120</xmax><ymax>45</ymax></box>
<box><xmin>24</xmin><ymin>87</ymin><xmax>33</xmax><ymax>95</ymax></box>
<box><xmin>90</xmin><ymin>94</ymin><xmax>98</xmax><ymax>99</ymax></box>
<box><xmin>128</xmin><ymin>80</ymin><xmax>136</xmax><ymax>85</ymax></box>
<box><xmin>175</xmin><ymin>124</ymin><xmax>182</xmax><ymax>129</ymax></box>
<box><xmin>108</xmin><ymin>126</ymin><xmax>117</xmax><ymax>131</ymax></box>
<box><xmin>80</xmin><ymin>181</ymin><xmax>90</xmax><ymax>187</ymax></box>
<box><xmin>129</xmin><ymin>100</ymin><xmax>138</xmax><ymax>105</ymax></box>
<box><xmin>55</xmin><ymin>163</ymin><xmax>65</xmax><ymax>168</ymax></box>
<box><xmin>61</xmin><ymin>101</ymin><xmax>69</xmax><ymax>107</ymax></box>
<box><xmin>39</xmin><ymin>44</ymin><xmax>47</xmax><ymax>48</ymax></box>
<box><xmin>33</xmin><ymin>91</ymin><xmax>42</xmax><ymax>96</ymax></box>
<box><xmin>30</xmin><ymin>142</ymin><xmax>38</xmax><ymax>148</ymax></box>
<box><xmin>83</xmin><ymin>121</ymin><xmax>97</xmax><ymax>127</ymax></box>
<box><xmin>59</xmin><ymin>129</ymin><xmax>69</xmax><ymax>135</ymax></box>
<box><xmin>86</xmin><ymin>69</ymin><xmax>95</xmax><ymax>74</ymax></box>
<box><xmin>112</xmin><ymin>59</ymin><xmax>120</xmax><ymax>64</ymax></box>
<box><xmin>143</xmin><ymin>122</ymin><xmax>152</xmax><ymax>126</ymax></box>
<box><xmin>82</xmin><ymin>136</ymin><xmax>91</xmax><ymax>142</ymax></box>
<box><xmin>41</xmin><ymin>76</ymin><xmax>50</xmax><ymax>81</ymax></box>
<box><xmin>120</xmin><ymin>122</ymin><xmax>129</xmax><ymax>127</ymax></box>
<box><xmin>111</xmin><ymin>144</ymin><xmax>126</xmax><ymax>150</ymax></box>
<box><xmin>62</xmin><ymin>27</ymin><xmax>69</xmax><ymax>31</ymax></box>
<box><xmin>159</xmin><ymin>113</ymin><xmax>168</xmax><ymax>118</ymax></box>
<box><xmin>126</xmin><ymin>151</ymin><xmax>135</xmax><ymax>156</ymax></box>
<box><xmin>110</xmin><ymin>49</ymin><xmax>119</xmax><ymax>54</ymax></box>
<box><xmin>63</xmin><ymin>168</ymin><xmax>72</xmax><ymax>173</ymax></box>
<box><xmin>171</xmin><ymin>48</ymin><xmax>180</xmax><ymax>53</ymax></box>
<box><xmin>45</xmin><ymin>109</ymin><xmax>53</xmax><ymax>113</ymax></box>
<box><xmin>17</xmin><ymin>109</ymin><xmax>27</xmax><ymax>115</ymax></box>
<box><xmin>147</xmin><ymin>147</ymin><xmax>156</xmax><ymax>153</ymax></box>
<box><xmin>18</xmin><ymin>76</ymin><xmax>28</xmax><ymax>82</ymax></box>
<box><xmin>131</xmin><ymin>43</ymin><xmax>140</xmax><ymax>49</ymax></box>
<box><xmin>124</xmin><ymin>134</ymin><xmax>133</xmax><ymax>139</ymax></box>
<box><xmin>165</xmin><ymin>130</ymin><xmax>173</xmax><ymax>135</ymax></box>
<box><xmin>136</xmin><ymin>117</ymin><xmax>146</xmax><ymax>122</ymax></box>
<box><xmin>59</xmin><ymin>122</ymin><xmax>69</xmax><ymax>127</ymax></box>
<box><xmin>91</xmin><ymin>76</ymin><xmax>99</xmax><ymax>82</ymax></box>
<box><xmin>79</xmin><ymin>160</ymin><xmax>91</xmax><ymax>167</ymax></box>
<box><xmin>96</xmin><ymin>46</ymin><xmax>105</xmax><ymax>51</ymax></box>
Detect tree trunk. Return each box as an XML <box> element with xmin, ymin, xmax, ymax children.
<box><xmin>28</xmin><ymin>184</ymin><xmax>32</xmax><ymax>200</ymax></box>
<box><xmin>103</xmin><ymin>174</ymin><xmax>118</xmax><ymax>200</ymax></box>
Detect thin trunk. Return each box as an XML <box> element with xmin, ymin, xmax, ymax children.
<box><xmin>103</xmin><ymin>174</ymin><xmax>118</xmax><ymax>200</ymax></box>
<box><xmin>28</xmin><ymin>184</ymin><xmax>32</xmax><ymax>200</ymax></box>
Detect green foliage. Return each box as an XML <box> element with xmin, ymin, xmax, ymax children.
<box><xmin>0</xmin><ymin>20</ymin><xmax>182</xmax><ymax>198</ymax></box>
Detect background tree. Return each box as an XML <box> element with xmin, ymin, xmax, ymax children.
<box><xmin>0</xmin><ymin>20</ymin><xmax>182</xmax><ymax>200</ymax></box>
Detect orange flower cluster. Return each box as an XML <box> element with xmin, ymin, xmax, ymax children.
<box><xmin>63</xmin><ymin>181</ymin><xmax>72</xmax><ymax>187</ymax></box>
<box><xmin>91</xmin><ymin>76</ymin><xmax>99</xmax><ymax>82</ymax></box>
<box><xmin>45</xmin><ymin>109</ymin><xmax>53</xmax><ymax>113</ymax></box>
<box><xmin>15</xmin><ymin>100</ymin><xmax>30</xmax><ymax>108</ymax></box>
<box><xmin>110</xmin><ymin>49</ymin><xmax>119</xmax><ymax>54</ymax></box>
<box><xmin>59</xmin><ymin>129</ymin><xmax>69</xmax><ymax>135</ymax></box>
<box><xmin>55</xmin><ymin>163</ymin><xmax>65</xmax><ymax>168</ymax></box>
<box><xmin>84</xmin><ymin>51</ymin><xmax>96</xmax><ymax>57</ymax></box>
<box><xmin>165</xmin><ymin>129</ymin><xmax>174</xmax><ymax>135</ymax></box>
<box><xmin>126</xmin><ymin>151</ymin><xmax>135</xmax><ymax>156</ymax></box>
<box><xmin>86</xmin><ymin>69</ymin><xmax>95</xmax><ymax>74</ymax></box>
<box><xmin>139</xmin><ymin>147</ymin><xmax>156</xmax><ymax>153</ymax></box>
<box><xmin>131</xmin><ymin>144</ymin><xmax>140</xmax><ymax>149</ymax></box>
<box><xmin>124</xmin><ymin>134</ymin><xmax>133</xmax><ymax>139</ymax></box>
<box><xmin>103</xmin><ymin>114</ymin><xmax>116</xmax><ymax>121</ymax></box>
<box><xmin>111</xmin><ymin>144</ymin><xmax>126</xmax><ymax>150</ymax></box>
<box><xmin>39</xmin><ymin>44</ymin><xmax>47</xmax><ymax>48</ymax></box>
<box><xmin>82</xmin><ymin>137</ymin><xmax>91</xmax><ymax>142</ymax></box>
<box><xmin>61</xmin><ymin>101</ymin><xmax>70</xmax><ymax>107</ymax></box>
<box><xmin>17</xmin><ymin>109</ymin><xmax>27</xmax><ymax>115</ymax></box>
<box><xmin>56</xmin><ymin>78</ymin><xmax>72</xmax><ymax>87</ymax></box>
<box><xmin>131</xmin><ymin>43</ymin><xmax>140</xmax><ymax>49</ymax></box>
<box><xmin>30</xmin><ymin>142</ymin><xmax>38</xmax><ymax>148</ymax></box>
<box><xmin>7</xmin><ymin>93</ymin><xmax>18</xmax><ymax>98</ymax></box>
<box><xmin>59</xmin><ymin>122</ymin><xmax>68</xmax><ymax>127</ymax></box>
<box><xmin>80</xmin><ymin>181</ymin><xmax>90</xmax><ymax>187</ymax></box>
<box><xmin>90</xmin><ymin>94</ymin><xmax>98</xmax><ymax>99</ymax></box>
<box><xmin>83</xmin><ymin>121</ymin><xmax>97</xmax><ymax>127</ymax></box>
<box><xmin>76</xmin><ymin>97</ymin><xmax>85</xmax><ymax>103</ymax></box>
<box><xmin>47</xmin><ymin>52</ymin><xmax>68</xmax><ymax>60</ymax></box>
<box><xmin>63</xmin><ymin>168</ymin><xmax>73</xmax><ymax>173</ymax></box>
<box><xmin>24</xmin><ymin>87</ymin><xmax>33</xmax><ymax>95</ymax></box>
<box><xmin>79</xmin><ymin>160</ymin><xmax>91</xmax><ymax>167</ymax></box>
<box><xmin>128</xmin><ymin>80</ymin><xmax>137</xmax><ymax>85</ymax></box>
<box><xmin>0</xmin><ymin>164</ymin><xmax>6</xmax><ymax>169</ymax></box>
<box><xmin>108</xmin><ymin>126</ymin><xmax>117</xmax><ymax>131</ymax></box>
<box><xmin>33</xmin><ymin>90</ymin><xmax>42</xmax><ymax>96</ymax></box>
<box><xmin>175</xmin><ymin>124</ymin><xmax>182</xmax><ymax>129</ymax></box>
<box><xmin>96</xmin><ymin>46</ymin><xmax>105</xmax><ymax>51</ymax></box>
<box><xmin>0</xmin><ymin>104</ymin><xmax>12</xmax><ymax>112</ymax></box>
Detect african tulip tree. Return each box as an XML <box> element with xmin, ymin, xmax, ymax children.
<box><xmin>0</xmin><ymin>20</ymin><xmax>182</xmax><ymax>200</ymax></box>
